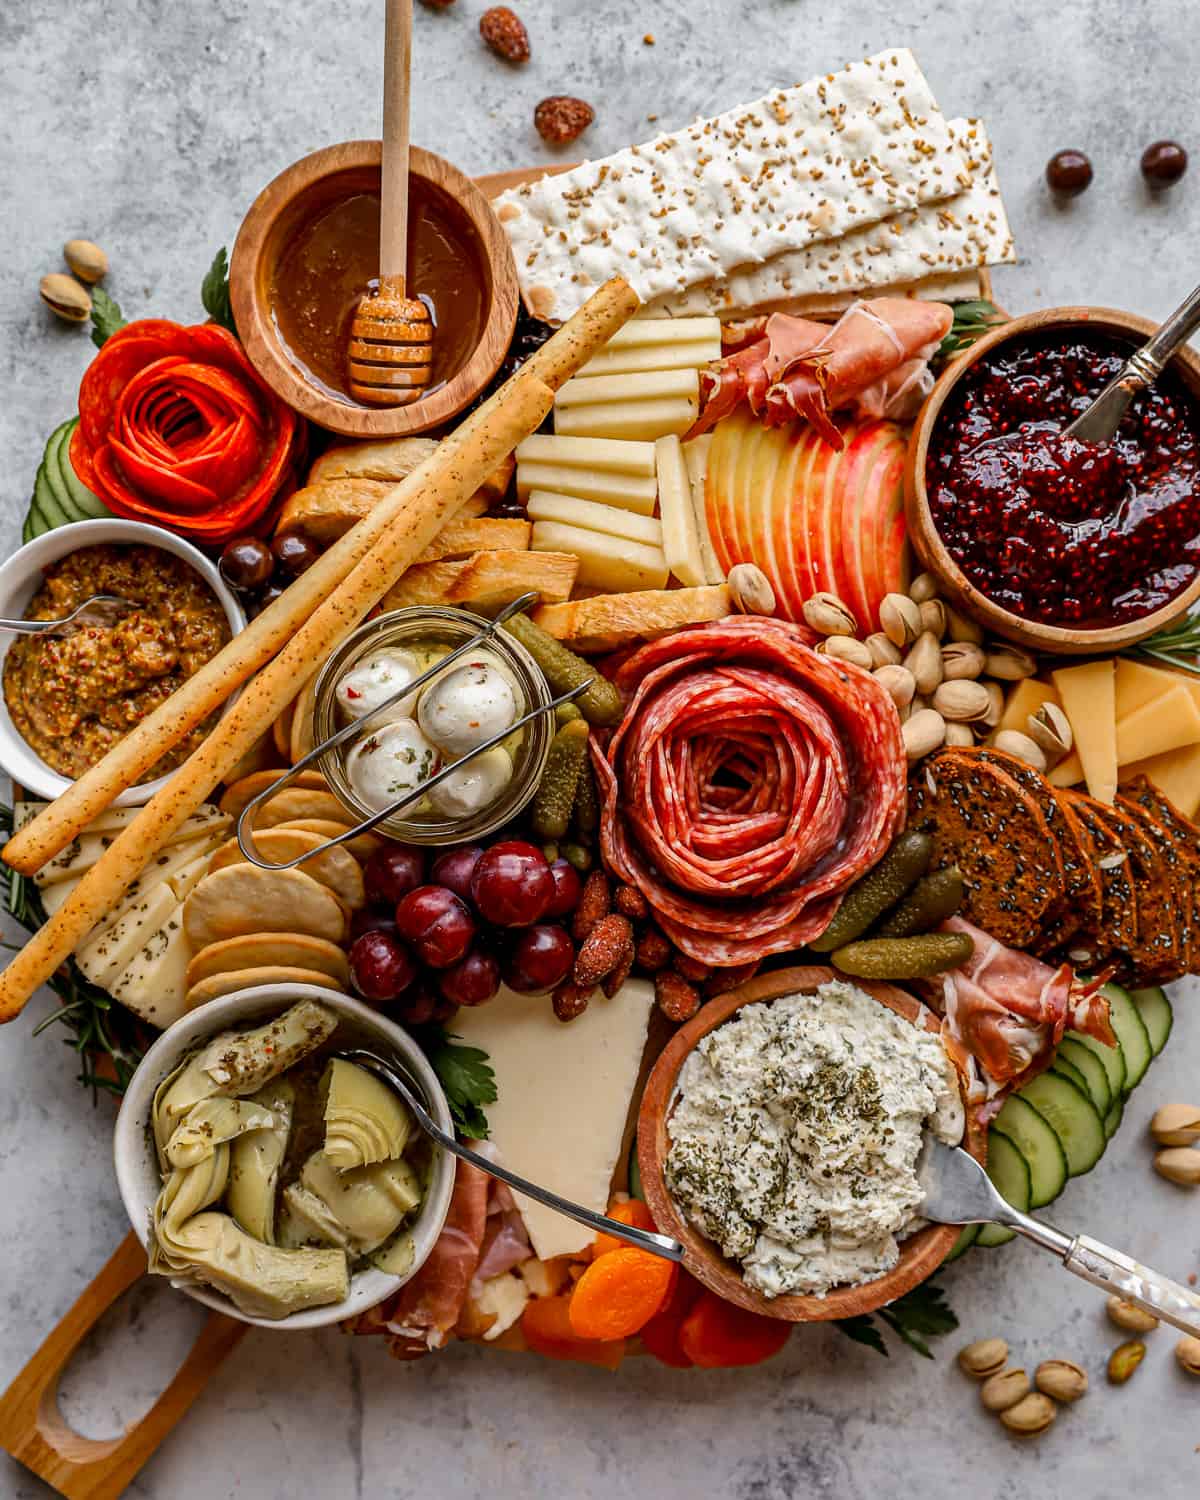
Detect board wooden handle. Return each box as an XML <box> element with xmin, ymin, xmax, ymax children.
<box><xmin>380</xmin><ymin>0</ymin><xmax>413</xmax><ymax>286</ymax></box>
<box><xmin>0</xmin><ymin>1232</ymin><xmax>247</xmax><ymax>1500</ymax></box>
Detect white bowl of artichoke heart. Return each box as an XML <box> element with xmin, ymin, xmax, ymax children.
<box><xmin>114</xmin><ymin>983</ymin><xmax>456</xmax><ymax>1330</ymax></box>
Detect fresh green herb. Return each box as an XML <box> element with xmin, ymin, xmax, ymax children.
<box><xmin>936</xmin><ymin>299</ymin><xmax>1006</xmax><ymax>364</ymax></box>
<box><xmin>201</xmin><ymin>247</ymin><xmax>237</xmax><ymax>335</ymax></box>
<box><xmin>2</xmin><ymin>803</ymin><xmax>146</xmax><ymax>1100</ymax></box>
<box><xmin>1124</xmin><ymin>608</ymin><xmax>1200</xmax><ymax>676</ymax></box>
<box><xmin>835</xmin><ymin>1276</ymin><xmax>958</xmax><ymax>1360</ymax></box>
<box><xmin>418</xmin><ymin>1028</ymin><xmax>497</xmax><ymax>1139</ymax></box>
<box><xmin>89</xmin><ymin>286</ymin><xmax>128</xmax><ymax>350</ymax></box>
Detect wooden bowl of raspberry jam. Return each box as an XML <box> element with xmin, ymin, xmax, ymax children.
<box><xmin>906</xmin><ymin>306</ymin><xmax>1200</xmax><ymax>653</ymax></box>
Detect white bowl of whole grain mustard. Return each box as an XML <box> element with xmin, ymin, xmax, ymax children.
<box><xmin>0</xmin><ymin>519</ymin><xmax>245</xmax><ymax>805</ymax></box>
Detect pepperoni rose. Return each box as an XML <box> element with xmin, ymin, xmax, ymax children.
<box><xmin>70</xmin><ymin>319</ymin><xmax>302</xmax><ymax>544</ymax></box>
<box><xmin>593</xmin><ymin>618</ymin><xmax>905</xmax><ymax>966</ymax></box>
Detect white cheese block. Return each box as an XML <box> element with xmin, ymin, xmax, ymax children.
<box><xmin>514</xmin><ymin>434</ymin><xmax>657</xmax><ymax>477</ymax></box>
<box><xmin>555</xmin><ymin>397</ymin><xmax>697</xmax><ymax>443</ymax></box>
<box><xmin>75</xmin><ymin>883</ymin><xmax>180</xmax><ymax>988</ymax></box>
<box><xmin>655</xmin><ymin>435</ymin><xmax>708</xmax><ymax>588</ymax></box>
<box><xmin>525</xmin><ymin>491</ymin><xmax>663</xmax><ymax>547</ymax></box>
<box><xmin>452</xmin><ymin>979</ymin><xmax>654</xmax><ymax>1260</ymax></box>
<box><xmin>166</xmin><ymin>847</ymin><xmax>219</xmax><ymax>902</ymax></box>
<box><xmin>516</xmin><ymin>461</ymin><xmax>658</xmax><ymax>515</ymax></box>
<box><xmin>39</xmin><ymin>878</ymin><xmax>78</xmax><ymax>918</ymax></box>
<box><xmin>529</xmin><ymin>522</ymin><xmax>669</xmax><ymax>593</ymax></box>
<box><xmin>80</xmin><ymin>803</ymin><xmax>228</xmax><ymax>836</ymax></box>
<box><xmin>13</xmin><ymin>801</ymin><xmax>43</xmax><ymax>831</ymax></box>
<box><xmin>682</xmin><ymin>436</ymin><xmax>723</xmax><ymax>586</ymax></box>
<box><xmin>80</xmin><ymin>838</ymin><xmax>221</xmax><ymax>946</ymax></box>
<box><xmin>610</xmin><ymin>316</ymin><xmax>723</xmax><ymax>347</ymax></box>
<box><xmin>577</xmin><ymin>340</ymin><xmax>720</xmax><ymax>379</ymax></box>
<box><xmin>109</xmin><ymin>912</ymin><xmax>191</xmax><ymax>1029</ymax></box>
<box><xmin>556</xmin><ymin>369</ymin><xmax>700</xmax><ymax>409</ymax></box>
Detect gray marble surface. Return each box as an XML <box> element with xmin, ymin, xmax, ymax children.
<box><xmin>2</xmin><ymin>1</ymin><xmax>1200</xmax><ymax>1495</ymax></box>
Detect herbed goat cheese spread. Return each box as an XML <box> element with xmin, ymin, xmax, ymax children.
<box><xmin>664</xmin><ymin>981</ymin><xmax>964</xmax><ymax>1298</ymax></box>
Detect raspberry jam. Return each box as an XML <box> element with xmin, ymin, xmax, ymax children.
<box><xmin>927</xmin><ymin>330</ymin><xmax>1200</xmax><ymax>627</ymax></box>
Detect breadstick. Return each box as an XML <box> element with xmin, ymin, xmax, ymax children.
<box><xmin>5</xmin><ymin>276</ymin><xmax>640</xmax><ymax>876</ymax></box>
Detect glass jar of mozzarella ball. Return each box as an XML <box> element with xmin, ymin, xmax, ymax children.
<box><xmin>311</xmin><ymin>607</ymin><xmax>555</xmax><ymax>846</ymax></box>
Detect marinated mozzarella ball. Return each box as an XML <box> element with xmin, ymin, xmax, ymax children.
<box><xmin>417</xmin><ymin>650</ymin><xmax>521</xmax><ymax>758</ymax></box>
<box><xmin>427</xmin><ymin>746</ymin><xmax>513</xmax><ymax>819</ymax></box>
<box><xmin>346</xmin><ymin>719</ymin><xmax>440</xmax><ymax>812</ymax></box>
<box><xmin>336</xmin><ymin>649</ymin><xmax>425</xmax><ymax>722</ymax></box>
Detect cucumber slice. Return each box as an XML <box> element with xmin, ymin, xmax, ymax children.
<box><xmin>1101</xmin><ymin>982</ymin><xmax>1152</xmax><ymax>1091</ymax></box>
<box><xmin>1067</xmin><ymin>1025</ymin><xmax>1125</xmax><ymax>1100</ymax></box>
<box><xmin>992</xmin><ymin>1094</ymin><xmax>1069</xmax><ymax>1208</ymax></box>
<box><xmin>43</xmin><ymin>422</ymin><xmax>86</xmax><ymax>522</ymax></box>
<box><xmin>1104</xmin><ymin>1095</ymin><xmax>1124</xmax><ymax>1140</ymax></box>
<box><xmin>943</xmin><ymin>1223</ymin><xmax>980</xmax><ymax>1262</ymax></box>
<box><xmin>32</xmin><ymin>460</ymin><xmax>71</xmax><ymax>531</ymax></box>
<box><xmin>21</xmin><ymin>510</ymin><xmax>33</xmax><ymax>544</ymax></box>
<box><xmin>1130</xmin><ymin>985</ymin><xmax>1173</xmax><ymax>1058</ymax></box>
<box><xmin>627</xmin><ymin>1134</ymin><xmax>644</xmax><ymax>1201</ymax></box>
<box><xmin>977</xmin><ymin>1131</ymin><xmax>1031</xmax><ymax>1247</ymax></box>
<box><xmin>56</xmin><ymin>418</ymin><xmax>110</xmax><ymax>519</ymax></box>
<box><xmin>26</xmin><ymin>489</ymin><xmax>53</xmax><ymax>538</ymax></box>
<box><xmin>1050</xmin><ymin>1054</ymin><xmax>1091</xmax><ymax>1103</ymax></box>
<box><xmin>1055</xmin><ymin>1037</ymin><xmax>1112</xmax><ymax>1117</ymax></box>
<box><xmin>1019</xmin><ymin>1072</ymin><xmax>1106</xmax><ymax>1177</ymax></box>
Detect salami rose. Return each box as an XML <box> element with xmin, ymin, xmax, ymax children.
<box><xmin>70</xmin><ymin>320</ymin><xmax>303</xmax><ymax>544</ymax></box>
<box><xmin>594</xmin><ymin>618</ymin><xmax>905</xmax><ymax>965</ymax></box>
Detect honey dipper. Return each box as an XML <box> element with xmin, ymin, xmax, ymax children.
<box><xmin>347</xmin><ymin>0</ymin><xmax>433</xmax><ymax>407</ymax></box>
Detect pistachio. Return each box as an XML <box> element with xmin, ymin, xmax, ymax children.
<box><xmin>902</xmin><ymin>707</ymin><xmax>946</xmax><ymax>761</ymax></box>
<box><xmin>991</xmin><ymin>729</ymin><xmax>1049</xmax><ymax>773</ymax></box>
<box><xmin>932</xmin><ymin>679</ymin><xmax>992</xmax><ymax>723</ymax></box>
<box><xmin>985</xmin><ymin>645</ymin><xmax>1037</xmax><ymax>681</ymax></box>
<box><xmin>1107</xmin><ymin>1340</ymin><xmax>1146</xmax><ymax>1384</ymax></box>
<box><xmin>941</xmin><ymin>641</ymin><xmax>986</xmax><ymax>681</ymax></box>
<box><xmin>980</xmin><ymin>1366</ymin><xmax>1030</xmax><ymax>1412</ymax></box>
<box><xmin>1175</xmin><ymin>1334</ymin><xmax>1200</xmax><ymax>1376</ymax></box>
<box><xmin>1106</xmin><ymin>1295</ymin><xmax>1159</xmax><ymax>1333</ymax></box>
<box><xmin>1035</xmin><ymin>1358</ymin><xmax>1088</xmax><ymax>1402</ymax></box>
<box><xmin>874</xmin><ymin>663</ymin><xmax>916</xmax><ymax>710</ymax></box>
<box><xmin>865</xmin><ymin>631</ymin><xmax>902</xmax><ymax>668</ymax></box>
<box><xmin>1149</xmin><ymin>1102</ymin><xmax>1200</xmax><ymax>1147</ymax></box>
<box><xmin>981</xmin><ymin>680</ymin><xmax>1005</xmax><ymax>730</ymax></box>
<box><xmin>802</xmin><ymin>592</ymin><xmax>858</xmax><ymax>637</ymax></box>
<box><xmin>63</xmin><ymin>238</ymin><xmax>108</xmax><ymax>283</ymax></box>
<box><xmin>727</xmin><ymin>563</ymin><xmax>776</xmax><ymax>616</ymax></box>
<box><xmin>912</xmin><ymin>693</ymin><xmax>933</xmax><ymax>713</ymax></box>
<box><xmin>919</xmin><ymin>599</ymin><xmax>947</xmax><ymax>639</ymax></box>
<box><xmin>904</xmin><ymin>631</ymin><xmax>944</xmax><ymax>695</ymax></box>
<box><xmin>39</xmin><ymin>272</ymin><xmax>91</xmax><ymax>323</ymax></box>
<box><xmin>944</xmin><ymin>722</ymin><xmax>976</xmax><ymax>747</ymax></box>
<box><xmin>945</xmin><ymin>604</ymin><xmax>984</xmax><ymax>644</ymax></box>
<box><xmin>999</xmin><ymin>1392</ymin><xmax>1057</xmax><ymax>1436</ymax></box>
<box><xmin>957</xmin><ymin>1337</ymin><xmax>1009</xmax><ymax>1379</ymax></box>
<box><xmin>880</xmin><ymin>592</ymin><xmax>922</xmax><ymax>648</ymax></box>
<box><xmin>1153</xmin><ymin>1147</ymin><xmax>1200</xmax><ymax>1185</ymax></box>
<box><xmin>908</xmin><ymin>571</ymin><xmax>940</xmax><ymax>605</ymax></box>
<box><xmin>1026</xmin><ymin>702</ymin><xmax>1073</xmax><ymax>764</ymax></box>
<box><xmin>819</xmin><ymin>634</ymin><xmax>873</xmax><ymax>670</ymax></box>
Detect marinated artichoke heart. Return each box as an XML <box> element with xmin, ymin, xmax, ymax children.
<box><xmin>322</xmin><ymin>1058</ymin><xmax>412</xmax><ymax>1170</ymax></box>
<box><xmin>226</xmin><ymin>1079</ymin><xmax>295</xmax><ymax>1245</ymax></box>
<box><xmin>165</xmin><ymin>1098</ymin><xmax>277</xmax><ymax>1169</ymax></box>
<box><xmin>149</xmin><ymin>1147</ymin><xmax>232</xmax><ymax>1275</ymax></box>
<box><xmin>279</xmin><ymin>1182</ymin><xmax>354</xmax><ymax>1251</ymax></box>
<box><xmin>299</xmin><ymin>1150</ymin><xmax>421</xmax><ymax>1254</ymax></box>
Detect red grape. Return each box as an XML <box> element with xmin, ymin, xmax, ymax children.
<box><xmin>429</xmin><ymin>844</ymin><xmax>484</xmax><ymax>901</ymax></box>
<box><xmin>395</xmin><ymin>885</ymin><xmax>476</xmax><ymax>968</ymax></box>
<box><xmin>350</xmin><ymin>907</ymin><xmax>399</xmax><ymax>941</ymax></box>
<box><xmin>543</xmin><ymin>858</ymin><xmax>583</xmax><ymax>919</ymax></box>
<box><xmin>470</xmin><ymin>840</ymin><xmax>553</xmax><ymax>927</ymax></box>
<box><xmin>438</xmin><ymin>948</ymin><xmax>502</xmax><ymax>1007</ymax></box>
<box><xmin>394</xmin><ymin>982</ymin><xmax>439</xmax><ymax>1027</ymax></box>
<box><xmin>349</xmin><ymin>930</ymin><xmax>417</xmax><ymax>1003</ymax></box>
<box><xmin>364</xmin><ymin>845</ymin><xmax>426</xmax><ymax>906</ymax></box>
<box><xmin>506</xmin><ymin>924</ymin><xmax>574</xmax><ymax>993</ymax></box>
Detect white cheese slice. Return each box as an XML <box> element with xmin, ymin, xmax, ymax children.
<box><xmin>109</xmin><ymin>912</ymin><xmax>191</xmax><ymax>1029</ymax></box>
<box><xmin>556</xmin><ymin>369</ymin><xmax>699</xmax><ymax>409</ymax></box>
<box><xmin>78</xmin><ymin>838</ymin><xmax>220</xmax><ymax>946</ymax></box>
<box><xmin>165</xmin><ymin>846</ymin><xmax>218</xmax><ymax>902</ymax></box>
<box><xmin>13</xmin><ymin>801</ymin><xmax>44</xmax><ymax>831</ymax></box>
<box><xmin>610</xmin><ymin>316</ymin><xmax>723</xmax><ymax>347</ymax></box>
<box><xmin>577</xmin><ymin>340</ymin><xmax>720</xmax><ymax>379</ymax></box>
<box><xmin>525</xmin><ymin>491</ymin><xmax>663</xmax><ymax>548</ymax></box>
<box><xmin>656</xmin><ymin>435</ymin><xmax>708</xmax><ymax>588</ymax></box>
<box><xmin>452</xmin><ymin>979</ymin><xmax>654</xmax><ymax>1260</ymax></box>
<box><xmin>514</xmin><ymin>434</ymin><xmax>657</xmax><ymax>478</ymax></box>
<box><xmin>79</xmin><ymin>802</ymin><xmax>228</xmax><ymax>836</ymax></box>
<box><xmin>516</xmin><ymin>461</ymin><xmax>658</xmax><ymax>515</ymax></box>
<box><xmin>39</xmin><ymin>877</ymin><xmax>79</xmax><ymax>918</ymax></box>
<box><xmin>529</xmin><ymin>522</ymin><xmax>669</xmax><ymax>593</ymax></box>
<box><xmin>75</xmin><ymin>883</ymin><xmax>179</xmax><ymax>988</ymax></box>
<box><xmin>554</xmin><ymin>397</ymin><xmax>697</xmax><ymax>443</ymax></box>
<box><xmin>34</xmin><ymin>812</ymin><xmax>228</xmax><ymax>886</ymax></box>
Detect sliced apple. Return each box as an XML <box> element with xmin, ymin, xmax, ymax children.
<box><xmin>747</xmin><ymin>424</ymin><xmax>791</xmax><ymax>613</ymax></box>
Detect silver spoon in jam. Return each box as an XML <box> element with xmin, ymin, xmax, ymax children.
<box><xmin>1066</xmin><ymin>281</ymin><xmax>1200</xmax><ymax>443</ymax></box>
<box><xmin>0</xmin><ymin>593</ymin><xmax>134</xmax><ymax>639</ymax></box>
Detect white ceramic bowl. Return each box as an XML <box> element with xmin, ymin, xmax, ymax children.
<box><xmin>113</xmin><ymin>983</ymin><xmax>456</xmax><ymax>1331</ymax></box>
<box><xmin>0</xmin><ymin>518</ymin><xmax>246</xmax><ymax>804</ymax></box>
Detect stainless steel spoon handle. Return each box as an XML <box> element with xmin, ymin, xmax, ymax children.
<box><xmin>343</xmin><ymin>1050</ymin><xmax>686</xmax><ymax>1264</ymax></box>
<box><xmin>0</xmin><ymin>595</ymin><xmax>133</xmax><ymax>638</ymax></box>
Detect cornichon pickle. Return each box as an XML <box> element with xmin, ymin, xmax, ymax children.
<box><xmin>502</xmin><ymin>614</ymin><xmax>623</xmax><ymax>727</ymax></box>
<box><xmin>809</xmin><ymin>831</ymin><xmax>933</xmax><ymax>952</ymax></box>
<box><xmin>555</xmin><ymin>702</ymin><xmax>582</xmax><ymax>727</ymax></box>
<box><xmin>531</xmin><ymin>719</ymin><xmax>590</xmax><ymax>840</ymax></box>
<box><xmin>877</xmin><ymin>866</ymin><xmax>964</xmax><ymax>938</ymax></box>
<box><xmin>831</xmin><ymin>932</ymin><xmax>974</xmax><ymax>980</ymax></box>
<box><xmin>562</xmin><ymin>840</ymin><xmax>593</xmax><ymax>872</ymax></box>
<box><xmin>572</xmin><ymin>757</ymin><xmax>599</xmax><ymax>836</ymax></box>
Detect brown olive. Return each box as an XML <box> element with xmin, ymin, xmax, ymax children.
<box><xmin>272</xmin><ymin>531</ymin><xmax>322</xmax><ymax>577</ymax></box>
<box><xmin>219</xmin><ymin>536</ymin><xmax>274</xmax><ymax>591</ymax></box>
<box><xmin>1141</xmin><ymin>140</ymin><xmax>1188</xmax><ymax>188</ymax></box>
<box><xmin>1046</xmin><ymin>149</ymin><xmax>1093</xmax><ymax>196</ymax></box>
<box><xmin>249</xmin><ymin>582</ymin><xmax>286</xmax><ymax>618</ymax></box>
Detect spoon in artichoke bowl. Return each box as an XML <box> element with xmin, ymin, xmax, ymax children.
<box><xmin>917</xmin><ymin>1135</ymin><xmax>1200</xmax><ymax>1336</ymax></box>
<box><xmin>340</xmin><ymin>1049</ymin><xmax>685</xmax><ymax>1263</ymax></box>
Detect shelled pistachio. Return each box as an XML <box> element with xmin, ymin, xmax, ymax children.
<box><xmin>1106</xmin><ymin>1296</ymin><xmax>1159</xmax><ymax>1333</ymax></box>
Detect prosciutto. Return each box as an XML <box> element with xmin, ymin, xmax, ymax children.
<box><xmin>933</xmin><ymin>917</ymin><xmax>1116</xmax><ymax>1117</ymax></box>
<box><xmin>688</xmin><ymin>298</ymin><xmax>954</xmax><ymax>446</ymax></box>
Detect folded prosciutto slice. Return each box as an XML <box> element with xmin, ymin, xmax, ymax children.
<box><xmin>688</xmin><ymin>298</ymin><xmax>954</xmax><ymax>447</ymax></box>
<box><xmin>932</xmin><ymin>917</ymin><xmax>1116</xmax><ymax>1118</ymax></box>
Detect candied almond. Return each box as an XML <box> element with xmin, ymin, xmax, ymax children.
<box><xmin>479</xmin><ymin>6</ymin><xmax>530</xmax><ymax>63</ymax></box>
<box><xmin>634</xmin><ymin>928</ymin><xmax>672</xmax><ymax>973</ymax></box>
<box><xmin>571</xmin><ymin>869</ymin><xmax>611</xmax><ymax>942</ymax></box>
<box><xmin>673</xmin><ymin>952</ymin><xmax>711</xmax><ymax>983</ymax></box>
<box><xmin>552</xmin><ymin>981</ymin><xmax>592</xmax><ymax>1022</ymax></box>
<box><xmin>614</xmin><ymin>883</ymin><xmax>649</xmax><ymax>920</ymax></box>
<box><xmin>656</xmin><ymin>970</ymin><xmax>700</xmax><ymax>1023</ymax></box>
<box><xmin>574</xmin><ymin>913</ymin><xmax>633</xmax><ymax>987</ymax></box>
<box><xmin>535</xmin><ymin>96</ymin><xmax>595</xmax><ymax>146</ymax></box>
<box><xmin>601</xmin><ymin>942</ymin><xmax>634</xmax><ymax>998</ymax></box>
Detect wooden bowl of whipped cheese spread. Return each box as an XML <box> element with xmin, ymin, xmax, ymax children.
<box><xmin>637</xmin><ymin>965</ymin><xmax>986</xmax><ymax>1322</ymax></box>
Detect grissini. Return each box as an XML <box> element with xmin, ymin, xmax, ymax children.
<box><xmin>4</xmin><ymin>277</ymin><xmax>640</xmax><ymax>877</ymax></box>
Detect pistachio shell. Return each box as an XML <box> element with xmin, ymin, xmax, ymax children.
<box><xmin>904</xmin><ymin>631</ymin><xmax>944</xmax><ymax>695</ymax></box>
<box><xmin>903</xmin><ymin>708</ymin><xmax>946</xmax><ymax>761</ymax></box>
<box><xmin>63</xmin><ymin>237</ymin><xmax>109</xmax><ymax>283</ymax></box>
<box><xmin>992</xmin><ymin>729</ymin><xmax>1049</xmax><ymax>773</ymax></box>
<box><xmin>1035</xmin><ymin>1358</ymin><xmax>1088</xmax><ymax>1402</ymax></box>
<box><xmin>727</xmin><ymin>563</ymin><xmax>775</xmax><ymax>616</ymax></box>
<box><xmin>985</xmin><ymin>645</ymin><xmax>1037</xmax><ymax>681</ymax></box>
<box><xmin>1149</xmin><ymin>1103</ymin><xmax>1200</xmax><ymax>1147</ymax></box>
<box><xmin>39</xmin><ymin>272</ymin><xmax>91</xmax><ymax>322</ymax></box>
<box><xmin>932</xmin><ymin>679</ymin><xmax>992</xmax><ymax>723</ymax></box>
<box><xmin>957</xmin><ymin>1337</ymin><xmax>1009</xmax><ymax>1378</ymax></box>
<box><xmin>1026</xmin><ymin>701</ymin><xmax>1073</xmax><ymax>762</ymax></box>
<box><xmin>999</xmin><ymin>1392</ymin><xmax>1056</xmax><ymax>1435</ymax></box>
<box><xmin>865</xmin><ymin>632</ymin><xmax>902</xmax><ymax>668</ymax></box>
<box><xmin>980</xmin><ymin>1366</ymin><xmax>1030</xmax><ymax>1412</ymax></box>
<box><xmin>1175</xmin><ymin>1334</ymin><xmax>1200</xmax><ymax>1376</ymax></box>
<box><xmin>981</xmin><ymin>680</ymin><xmax>1005</xmax><ymax>730</ymax></box>
<box><xmin>1106</xmin><ymin>1295</ymin><xmax>1159</xmax><ymax>1333</ymax></box>
<box><xmin>873</xmin><ymin>664</ymin><xmax>916</xmax><ymax>710</ymax></box>
<box><xmin>819</xmin><ymin>635</ymin><xmax>873</xmax><ymax>669</ymax></box>
<box><xmin>880</xmin><ymin>593</ymin><xmax>921</xmax><ymax>648</ymax></box>
<box><xmin>944</xmin><ymin>722</ymin><xmax>976</xmax><ymax>747</ymax></box>
<box><xmin>908</xmin><ymin>571</ymin><xmax>939</xmax><ymax>605</ymax></box>
<box><xmin>1153</xmin><ymin>1147</ymin><xmax>1200</xmax><ymax>1185</ymax></box>
<box><xmin>941</xmin><ymin>641</ymin><xmax>985</xmax><ymax>680</ymax></box>
<box><xmin>918</xmin><ymin>599</ymin><xmax>947</xmax><ymax>639</ymax></box>
<box><xmin>802</xmin><ymin>592</ymin><xmax>857</xmax><ymax>636</ymax></box>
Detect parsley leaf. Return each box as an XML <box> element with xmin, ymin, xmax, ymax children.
<box><xmin>836</xmin><ymin>1278</ymin><xmax>958</xmax><ymax>1360</ymax></box>
<box><xmin>936</xmin><ymin>298</ymin><xmax>1005</xmax><ymax>364</ymax></box>
<box><xmin>420</xmin><ymin>1029</ymin><xmax>497</xmax><ymax>1139</ymax></box>
<box><xmin>89</xmin><ymin>286</ymin><xmax>128</xmax><ymax>349</ymax></box>
<box><xmin>201</xmin><ymin>247</ymin><xmax>237</xmax><ymax>335</ymax></box>
<box><xmin>835</xmin><ymin>1314</ymin><xmax>888</xmax><ymax>1356</ymax></box>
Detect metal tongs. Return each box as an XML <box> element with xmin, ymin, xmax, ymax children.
<box><xmin>236</xmin><ymin>593</ymin><xmax>587</xmax><ymax>870</ymax></box>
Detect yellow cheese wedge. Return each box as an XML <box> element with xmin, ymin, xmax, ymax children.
<box><xmin>1121</xmin><ymin>743</ymin><xmax>1200</xmax><ymax>819</ymax></box>
<box><xmin>1053</xmin><ymin>661</ymin><xmax>1116</xmax><ymax>804</ymax></box>
<box><xmin>1048</xmin><ymin>751</ymin><xmax>1085</xmax><ymax>787</ymax></box>
<box><xmin>1114</xmin><ymin>658</ymin><xmax>1183</xmax><ymax>719</ymax></box>
<box><xmin>1115</xmin><ymin>683</ymin><xmax>1200</xmax><ymax>765</ymax></box>
<box><xmin>997</xmin><ymin>679</ymin><xmax>1060</xmax><ymax>735</ymax></box>
<box><xmin>609</xmin><ymin>316</ymin><xmax>722</xmax><ymax>347</ymax></box>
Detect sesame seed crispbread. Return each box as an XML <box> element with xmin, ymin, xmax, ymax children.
<box><xmin>495</xmin><ymin>49</ymin><xmax>961</xmax><ymax>323</ymax></box>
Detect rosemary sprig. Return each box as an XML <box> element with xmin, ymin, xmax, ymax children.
<box><xmin>1</xmin><ymin>803</ymin><xmax>147</xmax><ymax>1100</ymax></box>
<box><xmin>936</xmin><ymin>299</ymin><xmax>1006</xmax><ymax>364</ymax></box>
<box><xmin>1124</xmin><ymin>609</ymin><xmax>1200</xmax><ymax>676</ymax></box>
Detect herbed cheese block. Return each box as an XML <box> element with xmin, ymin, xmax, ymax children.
<box><xmin>34</xmin><ymin>808</ymin><xmax>229</xmax><ymax>886</ymax></box>
<box><xmin>75</xmin><ymin>883</ymin><xmax>180</xmax><ymax>988</ymax></box>
<box><xmin>109</xmin><ymin>914</ymin><xmax>191</xmax><ymax>1029</ymax></box>
<box><xmin>1052</xmin><ymin>662</ymin><xmax>1117</xmax><ymax>805</ymax></box>
<box><xmin>451</xmin><ymin>979</ymin><xmax>655</xmax><ymax>1260</ymax></box>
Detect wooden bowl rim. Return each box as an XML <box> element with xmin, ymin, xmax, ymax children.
<box><xmin>905</xmin><ymin>304</ymin><xmax>1200</xmax><ymax>654</ymax></box>
<box><xmin>637</xmin><ymin>964</ymin><xmax>985</xmax><ymax>1323</ymax></box>
<box><xmin>229</xmin><ymin>140</ymin><xmax>518</xmax><ymax>438</ymax></box>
